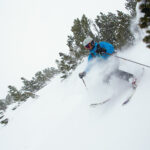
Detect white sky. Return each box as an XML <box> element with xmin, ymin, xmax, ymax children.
<box><xmin>0</xmin><ymin>0</ymin><xmax>127</xmax><ymax>98</ymax></box>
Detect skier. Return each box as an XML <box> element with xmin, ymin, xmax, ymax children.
<box><xmin>79</xmin><ymin>36</ymin><xmax>137</xmax><ymax>88</ymax></box>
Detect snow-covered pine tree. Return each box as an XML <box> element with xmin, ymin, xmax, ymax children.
<box><xmin>137</xmin><ymin>0</ymin><xmax>150</xmax><ymax>48</ymax></box>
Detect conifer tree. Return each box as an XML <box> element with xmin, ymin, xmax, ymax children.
<box><xmin>34</xmin><ymin>71</ymin><xmax>47</xmax><ymax>87</ymax></box>
<box><xmin>95</xmin><ymin>11</ymin><xmax>134</xmax><ymax>49</ymax></box>
<box><xmin>5</xmin><ymin>94</ymin><xmax>13</xmax><ymax>105</ymax></box>
<box><xmin>21</xmin><ymin>77</ymin><xmax>36</xmax><ymax>92</ymax></box>
<box><xmin>42</xmin><ymin>67</ymin><xmax>59</xmax><ymax>80</ymax></box>
<box><xmin>137</xmin><ymin>0</ymin><xmax>150</xmax><ymax>48</ymax></box>
<box><xmin>8</xmin><ymin>86</ymin><xmax>22</xmax><ymax>101</ymax></box>
<box><xmin>0</xmin><ymin>100</ymin><xmax>6</xmax><ymax>110</ymax></box>
<box><xmin>125</xmin><ymin>0</ymin><xmax>137</xmax><ymax>17</ymax></box>
<box><xmin>56</xmin><ymin>52</ymin><xmax>76</xmax><ymax>79</ymax></box>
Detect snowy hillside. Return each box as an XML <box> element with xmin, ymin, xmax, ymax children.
<box><xmin>0</xmin><ymin>40</ymin><xmax>150</xmax><ymax>150</ymax></box>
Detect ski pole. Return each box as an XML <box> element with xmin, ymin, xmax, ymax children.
<box><xmin>81</xmin><ymin>78</ymin><xmax>88</xmax><ymax>89</ymax></box>
<box><xmin>105</xmin><ymin>52</ymin><xmax>150</xmax><ymax>69</ymax></box>
<box><xmin>115</xmin><ymin>55</ymin><xmax>150</xmax><ymax>68</ymax></box>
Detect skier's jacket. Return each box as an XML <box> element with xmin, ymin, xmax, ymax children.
<box><xmin>85</xmin><ymin>41</ymin><xmax>114</xmax><ymax>73</ymax></box>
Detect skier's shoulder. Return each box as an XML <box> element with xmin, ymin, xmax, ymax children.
<box><xmin>99</xmin><ymin>41</ymin><xmax>114</xmax><ymax>48</ymax></box>
<box><xmin>99</xmin><ymin>41</ymin><xmax>114</xmax><ymax>54</ymax></box>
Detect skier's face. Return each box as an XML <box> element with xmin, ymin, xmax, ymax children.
<box><xmin>85</xmin><ymin>41</ymin><xmax>94</xmax><ymax>50</ymax></box>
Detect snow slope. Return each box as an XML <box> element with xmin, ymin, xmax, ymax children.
<box><xmin>0</xmin><ymin>40</ymin><xmax>150</xmax><ymax>150</ymax></box>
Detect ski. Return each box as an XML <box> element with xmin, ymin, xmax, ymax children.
<box><xmin>90</xmin><ymin>98</ymin><xmax>111</xmax><ymax>107</ymax></box>
<box><xmin>122</xmin><ymin>68</ymin><xmax>144</xmax><ymax>106</ymax></box>
<box><xmin>122</xmin><ymin>88</ymin><xmax>136</xmax><ymax>105</ymax></box>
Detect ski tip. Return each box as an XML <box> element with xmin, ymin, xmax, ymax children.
<box><xmin>122</xmin><ymin>99</ymin><xmax>130</xmax><ymax>105</ymax></box>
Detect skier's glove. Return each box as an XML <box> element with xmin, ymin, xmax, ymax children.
<box><xmin>96</xmin><ymin>44</ymin><xmax>106</xmax><ymax>55</ymax></box>
<box><xmin>79</xmin><ymin>72</ymin><xmax>86</xmax><ymax>79</ymax></box>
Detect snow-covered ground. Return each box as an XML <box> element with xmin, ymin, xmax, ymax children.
<box><xmin>0</xmin><ymin>40</ymin><xmax>150</xmax><ymax>150</ymax></box>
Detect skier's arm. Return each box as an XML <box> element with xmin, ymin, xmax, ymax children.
<box><xmin>84</xmin><ymin>54</ymin><xmax>94</xmax><ymax>73</ymax></box>
<box><xmin>100</xmin><ymin>42</ymin><xmax>114</xmax><ymax>54</ymax></box>
<box><xmin>79</xmin><ymin>55</ymin><xmax>93</xmax><ymax>78</ymax></box>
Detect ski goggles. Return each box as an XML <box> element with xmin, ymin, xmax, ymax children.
<box><xmin>85</xmin><ymin>41</ymin><xmax>94</xmax><ymax>49</ymax></box>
